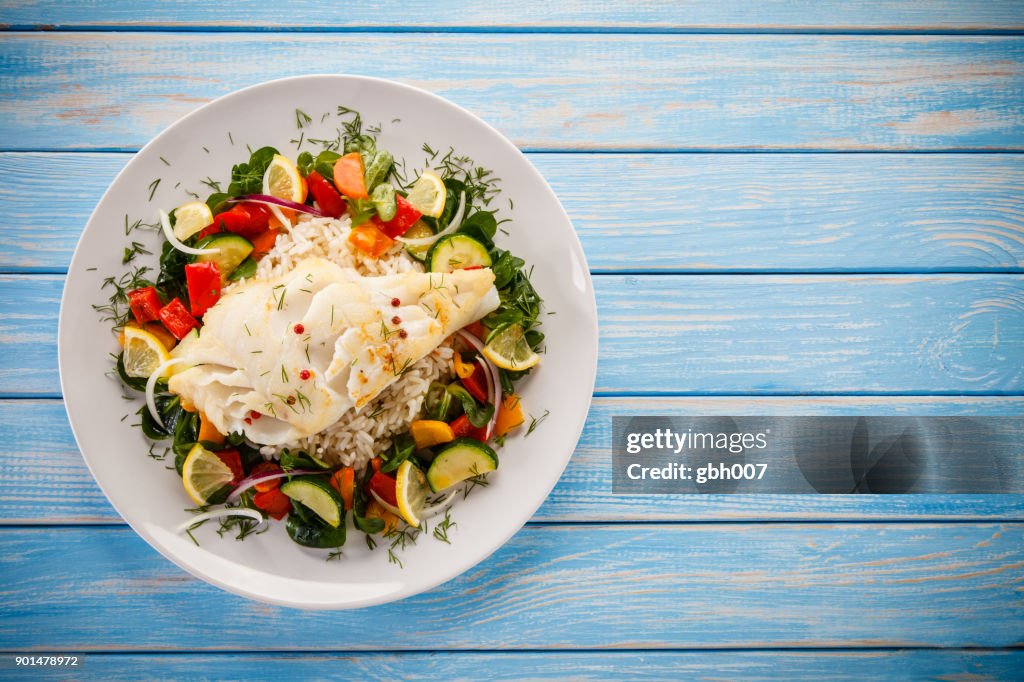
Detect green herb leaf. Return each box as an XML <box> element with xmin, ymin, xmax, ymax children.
<box><xmin>446</xmin><ymin>384</ymin><xmax>494</xmax><ymax>428</ymax></box>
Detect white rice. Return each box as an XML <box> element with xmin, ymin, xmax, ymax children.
<box><xmin>244</xmin><ymin>214</ymin><xmax>452</xmax><ymax>469</ymax></box>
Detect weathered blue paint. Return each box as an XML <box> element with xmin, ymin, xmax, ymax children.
<box><xmin>0</xmin><ymin>524</ymin><xmax>1021</xmax><ymax>650</ymax></box>
<box><xmin>4</xmin><ymin>274</ymin><xmax>1023</xmax><ymax>396</ymax></box>
<box><xmin>3</xmin><ymin>397</ymin><xmax>1023</xmax><ymax>524</ymax></box>
<box><xmin>7</xmin><ymin>650</ymin><xmax>1024</xmax><ymax>682</ymax></box>
<box><xmin>2</xmin><ymin>152</ymin><xmax>1023</xmax><ymax>273</ymax></box>
<box><xmin>3</xmin><ymin>1</ymin><xmax>1024</xmax><ymax>32</ymax></box>
<box><xmin>2</xmin><ymin>4</ymin><xmax>1022</xmax><ymax>670</ymax></box>
<box><xmin>1</xmin><ymin>35</ymin><xmax>1023</xmax><ymax>151</ymax></box>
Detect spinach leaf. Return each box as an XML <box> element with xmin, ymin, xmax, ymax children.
<box><xmin>458</xmin><ymin>211</ymin><xmax>497</xmax><ymax>249</ymax></box>
<box><xmin>157</xmin><ymin>240</ymin><xmax>189</xmax><ymax>304</ymax></box>
<box><xmin>313</xmin><ymin>150</ymin><xmax>341</xmax><ymax>179</ymax></box>
<box><xmin>490</xmin><ymin>249</ymin><xmax>525</xmax><ymax>289</ymax></box>
<box><xmin>380</xmin><ymin>434</ymin><xmax>416</xmax><ymax>474</ymax></box>
<box><xmin>352</xmin><ymin>465</ymin><xmax>385</xmax><ymax>535</ymax></box>
<box><xmin>227</xmin><ymin>146</ymin><xmax>278</xmax><ymax>196</ymax></box>
<box><xmin>205</xmin><ymin>192</ymin><xmax>231</xmax><ymax>215</ymax></box>
<box><xmin>447</xmin><ymin>384</ymin><xmax>494</xmax><ymax>428</ymax></box>
<box><xmin>296</xmin><ymin>151</ymin><xmax>314</xmax><ymax>176</ymax></box>
<box><xmin>280</xmin><ymin>448</ymin><xmax>322</xmax><ymax>471</ymax></box>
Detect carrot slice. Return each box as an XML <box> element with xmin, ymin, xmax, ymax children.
<box><xmin>333</xmin><ymin>152</ymin><xmax>369</xmax><ymax>199</ymax></box>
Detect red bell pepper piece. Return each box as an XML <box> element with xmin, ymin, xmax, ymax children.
<box><xmin>450</xmin><ymin>414</ymin><xmax>487</xmax><ymax>442</ymax></box>
<box><xmin>254</xmin><ymin>488</ymin><xmax>292</xmax><ymax>520</ymax></box>
<box><xmin>250</xmin><ymin>462</ymin><xmax>283</xmax><ymax>492</ymax></box>
<box><xmin>184</xmin><ymin>261</ymin><xmax>221</xmax><ymax>317</ymax></box>
<box><xmin>368</xmin><ymin>471</ymin><xmax>398</xmax><ymax>507</ymax></box>
<box><xmin>372</xmin><ymin>195</ymin><xmax>423</xmax><ymax>238</ymax></box>
<box><xmin>215</xmin><ymin>448</ymin><xmax>244</xmax><ymax>486</ymax></box>
<box><xmin>158</xmin><ymin>298</ymin><xmax>198</xmax><ymax>340</ymax></box>
<box><xmin>463</xmin><ymin>321</ymin><xmax>486</xmax><ymax>341</ymax></box>
<box><xmin>461</xmin><ymin>365</ymin><xmax>490</xmax><ymax>404</ymax></box>
<box><xmin>127</xmin><ymin>286</ymin><xmax>163</xmax><ymax>325</ymax></box>
<box><xmin>198</xmin><ymin>203</ymin><xmax>273</xmax><ymax>240</ymax></box>
<box><xmin>306</xmin><ymin>170</ymin><xmax>346</xmax><ymax>218</ymax></box>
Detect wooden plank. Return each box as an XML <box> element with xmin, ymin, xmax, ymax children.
<box><xmin>4</xmin><ymin>152</ymin><xmax>1024</xmax><ymax>273</ymax></box>
<box><xmin>597</xmin><ymin>274</ymin><xmax>1024</xmax><ymax>394</ymax></box>
<box><xmin>11</xmin><ymin>650</ymin><xmax>1024</xmax><ymax>681</ymax></box>
<box><xmin>2</xmin><ymin>35</ymin><xmax>1023</xmax><ymax>151</ymax></box>
<box><xmin>0</xmin><ymin>523</ymin><xmax>1020</xmax><ymax>650</ymax></box>
<box><xmin>0</xmin><ymin>276</ymin><xmax>60</xmax><ymax>396</ymax></box>
<box><xmin>5</xmin><ymin>397</ymin><xmax>1024</xmax><ymax>525</ymax></box>
<box><xmin>5</xmin><ymin>274</ymin><xmax>1023</xmax><ymax>396</ymax></box>
<box><xmin>3</xmin><ymin>1</ymin><xmax>1024</xmax><ymax>31</ymax></box>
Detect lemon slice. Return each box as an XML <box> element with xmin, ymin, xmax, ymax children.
<box><xmin>172</xmin><ymin>201</ymin><xmax>214</xmax><ymax>241</ymax></box>
<box><xmin>481</xmin><ymin>324</ymin><xmax>541</xmax><ymax>372</ymax></box>
<box><xmin>123</xmin><ymin>326</ymin><xmax>170</xmax><ymax>378</ymax></box>
<box><xmin>395</xmin><ymin>460</ymin><xmax>431</xmax><ymax>527</ymax></box>
<box><xmin>406</xmin><ymin>171</ymin><xmax>446</xmax><ymax>218</ymax></box>
<box><xmin>265</xmin><ymin>154</ymin><xmax>307</xmax><ymax>203</ymax></box>
<box><xmin>182</xmin><ymin>443</ymin><xmax>234</xmax><ymax>505</ymax></box>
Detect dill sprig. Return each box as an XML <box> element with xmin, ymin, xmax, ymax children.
<box><xmin>122</xmin><ymin>241</ymin><xmax>151</xmax><ymax>265</ymax></box>
<box><xmin>432</xmin><ymin>509</ymin><xmax>456</xmax><ymax>544</ymax></box>
<box><xmin>526</xmin><ymin>409</ymin><xmax>550</xmax><ymax>437</ymax></box>
<box><xmin>93</xmin><ymin>265</ymin><xmax>153</xmax><ymax>326</ymax></box>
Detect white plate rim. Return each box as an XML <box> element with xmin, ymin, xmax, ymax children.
<box><xmin>58</xmin><ymin>74</ymin><xmax>598</xmax><ymax>609</ymax></box>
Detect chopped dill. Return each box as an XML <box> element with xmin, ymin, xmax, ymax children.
<box><xmin>159</xmin><ymin>156</ymin><xmax>170</xmax><ymax>166</ymax></box>
<box><xmin>526</xmin><ymin>409</ymin><xmax>550</xmax><ymax>437</ymax></box>
<box><xmin>122</xmin><ymin>241</ymin><xmax>151</xmax><ymax>265</ymax></box>
<box><xmin>432</xmin><ymin>509</ymin><xmax>456</xmax><ymax>544</ymax></box>
<box><xmin>228</xmin><ymin>131</ymin><xmax>234</xmax><ymax>145</ymax></box>
<box><xmin>147</xmin><ymin>178</ymin><xmax>161</xmax><ymax>201</ymax></box>
<box><xmin>201</xmin><ymin>177</ymin><xmax>222</xmax><ymax>192</ymax></box>
<box><xmin>295</xmin><ymin>108</ymin><xmax>312</xmax><ymax>129</ymax></box>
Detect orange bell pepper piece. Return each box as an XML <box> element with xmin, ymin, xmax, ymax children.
<box><xmin>494</xmin><ymin>393</ymin><xmax>525</xmax><ymax>438</ymax></box>
<box><xmin>330</xmin><ymin>467</ymin><xmax>356</xmax><ymax>511</ymax></box>
<box><xmin>347</xmin><ymin>223</ymin><xmax>394</xmax><ymax>258</ymax></box>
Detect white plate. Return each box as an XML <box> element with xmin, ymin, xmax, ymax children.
<box><xmin>58</xmin><ymin>75</ymin><xmax>597</xmax><ymax>609</ymax></box>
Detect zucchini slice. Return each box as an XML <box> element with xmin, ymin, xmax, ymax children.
<box><xmin>428</xmin><ymin>234</ymin><xmax>492</xmax><ymax>273</ymax></box>
<box><xmin>426</xmin><ymin>438</ymin><xmax>498</xmax><ymax>492</ymax></box>
<box><xmin>195</xmin><ymin>233</ymin><xmax>254</xmax><ymax>283</ymax></box>
<box><xmin>280</xmin><ymin>477</ymin><xmax>344</xmax><ymax>528</ymax></box>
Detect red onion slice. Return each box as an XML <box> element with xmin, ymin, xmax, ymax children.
<box><xmin>226</xmin><ymin>468</ymin><xmax>327</xmax><ymax>503</ymax></box>
<box><xmin>231</xmin><ymin>194</ymin><xmax>329</xmax><ymax>218</ymax></box>
<box><xmin>456</xmin><ymin>330</ymin><xmax>502</xmax><ymax>439</ymax></box>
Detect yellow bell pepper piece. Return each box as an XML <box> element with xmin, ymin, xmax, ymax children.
<box><xmin>410</xmin><ymin>419</ymin><xmax>455</xmax><ymax>449</ymax></box>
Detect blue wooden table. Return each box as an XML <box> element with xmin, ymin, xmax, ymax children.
<box><xmin>1</xmin><ymin>2</ymin><xmax>1023</xmax><ymax>679</ymax></box>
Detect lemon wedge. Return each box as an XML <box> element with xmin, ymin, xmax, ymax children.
<box><xmin>395</xmin><ymin>460</ymin><xmax>431</xmax><ymax>527</ymax></box>
<box><xmin>172</xmin><ymin>201</ymin><xmax>214</xmax><ymax>241</ymax></box>
<box><xmin>265</xmin><ymin>154</ymin><xmax>307</xmax><ymax>203</ymax></box>
<box><xmin>406</xmin><ymin>171</ymin><xmax>446</xmax><ymax>218</ymax></box>
<box><xmin>481</xmin><ymin>324</ymin><xmax>541</xmax><ymax>372</ymax></box>
<box><xmin>122</xmin><ymin>326</ymin><xmax>170</xmax><ymax>378</ymax></box>
<box><xmin>182</xmin><ymin>444</ymin><xmax>234</xmax><ymax>505</ymax></box>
